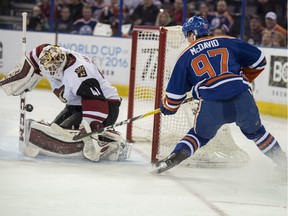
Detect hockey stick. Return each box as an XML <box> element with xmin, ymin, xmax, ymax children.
<box><xmin>19</xmin><ymin>12</ymin><xmax>28</xmax><ymax>154</ymax></box>
<box><xmin>71</xmin><ymin>96</ymin><xmax>194</xmax><ymax>141</ymax></box>
<box><xmin>50</xmin><ymin>96</ymin><xmax>194</xmax><ymax>140</ymax></box>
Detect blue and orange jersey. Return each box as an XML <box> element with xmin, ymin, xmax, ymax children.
<box><xmin>163</xmin><ymin>36</ymin><xmax>266</xmax><ymax>111</ymax></box>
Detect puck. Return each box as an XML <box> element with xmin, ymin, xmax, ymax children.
<box><xmin>25</xmin><ymin>104</ymin><xmax>34</xmax><ymax>112</ymax></box>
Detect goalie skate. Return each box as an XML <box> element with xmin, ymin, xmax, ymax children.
<box><xmin>153</xmin><ymin>149</ymin><xmax>189</xmax><ymax>174</ymax></box>
<box><xmin>119</xmin><ymin>142</ymin><xmax>132</xmax><ymax>160</ymax></box>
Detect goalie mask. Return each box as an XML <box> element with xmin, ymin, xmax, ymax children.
<box><xmin>39</xmin><ymin>46</ymin><xmax>67</xmax><ymax>80</ymax></box>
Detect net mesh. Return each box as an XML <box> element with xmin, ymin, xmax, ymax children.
<box><xmin>128</xmin><ymin>26</ymin><xmax>249</xmax><ymax>167</ymax></box>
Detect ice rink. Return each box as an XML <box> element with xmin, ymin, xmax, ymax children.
<box><xmin>0</xmin><ymin>89</ymin><xmax>287</xmax><ymax>216</ymax></box>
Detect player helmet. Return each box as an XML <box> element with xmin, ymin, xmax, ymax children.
<box><xmin>182</xmin><ymin>16</ymin><xmax>209</xmax><ymax>38</ymax></box>
<box><xmin>39</xmin><ymin>46</ymin><xmax>67</xmax><ymax>80</ymax></box>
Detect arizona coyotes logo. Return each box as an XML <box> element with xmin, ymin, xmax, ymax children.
<box><xmin>75</xmin><ymin>65</ymin><xmax>87</xmax><ymax>77</ymax></box>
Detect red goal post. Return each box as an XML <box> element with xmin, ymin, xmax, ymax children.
<box><xmin>126</xmin><ymin>26</ymin><xmax>249</xmax><ymax>167</ymax></box>
<box><xmin>127</xmin><ymin>26</ymin><xmax>169</xmax><ymax>163</ymax></box>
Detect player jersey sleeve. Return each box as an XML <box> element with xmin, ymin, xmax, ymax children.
<box><xmin>236</xmin><ymin>40</ymin><xmax>266</xmax><ymax>82</ymax></box>
<box><xmin>163</xmin><ymin>54</ymin><xmax>192</xmax><ymax>112</ymax></box>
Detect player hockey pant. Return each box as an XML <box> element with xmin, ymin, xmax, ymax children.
<box><xmin>53</xmin><ymin>100</ymin><xmax>121</xmax><ymax>129</ymax></box>
<box><xmin>172</xmin><ymin>90</ymin><xmax>285</xmax><ymax>164</ymax></box>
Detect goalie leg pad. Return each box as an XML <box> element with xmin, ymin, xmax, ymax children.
<box><xmin>81</xmin><ymin>120</ymin><xmax>109</xmax><ymax>162</ymax></box>
<box><xmin>81</xmin><ymin>120</ymin><xmax>132</xmax><ymax>162</ymax></box>
<box><xmin>101</xmin><ymin>140</ymin><xmax>132</xmax><ymax>161</ymax></box>
<box><xmin>82</xmin><ymin>136</ymin><xmax>109</xmax><ymax>162</ymax></box>
<box><xmin>22</xmin><ymin>119</ymin><xmax>40</xmax><ymax>157</ymax></box>
<box><xmin>26</xmin><ymin>120</ymin><xmax>84</xmax><ymax>157</ymax></box>
<box><xmin>0</xmin><ymin>56</ymin><xmax>42</xmax><ymax>96</ymax></box>
<box><xmin>100</xmin><ymin>130</ymin><xmax>132</xmax><ymax>161</ymax></box>
<box><xmin>99</xmin><ymin>130</ymin><xmax>122</xmax><ymax>142</ymax></box>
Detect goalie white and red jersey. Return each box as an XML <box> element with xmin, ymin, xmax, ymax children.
<box><xmin>29</xmin><ymin>44</ymin><xmax>120</xmax><ymax>124</ymax></box>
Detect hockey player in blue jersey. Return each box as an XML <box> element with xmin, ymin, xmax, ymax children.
<box><xmin>155</xmin><ymin>16</ymin><xmax>287</xmax><ymax>174</ymax></box>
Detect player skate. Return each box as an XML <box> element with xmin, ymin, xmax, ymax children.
<box><xmin>154</xmin><ymin>149</ymin><xmax>189</xmax><ymax>174</ymax></box>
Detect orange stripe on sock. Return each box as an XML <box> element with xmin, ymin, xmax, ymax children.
<box><xmin>185</xmin><ymin>136</ymin><xmax>198</xmax><ymax>152</ymax></box>
<box><xmin>258</xmin><ymin>134</ymin><xmax>273</xmax><ymax>150</ymax></box>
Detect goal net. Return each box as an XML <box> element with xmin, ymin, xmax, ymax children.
<box><xmin>126</xmin><ymin>26</ymin><xmax>249</xmax><ymax>167</ymax></box>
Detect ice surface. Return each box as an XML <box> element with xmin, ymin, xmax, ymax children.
<box><xmin>0</xmin><ymin>89</ymin><xmax>287</xmax><ymax>216</ymax></box>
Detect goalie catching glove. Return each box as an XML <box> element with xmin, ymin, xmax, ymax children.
<box><xmin>0</xmin><ymin>56</ymin><xmax>42</xmax><ymax>96</ymax></box>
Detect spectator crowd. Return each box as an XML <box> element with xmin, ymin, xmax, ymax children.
<box><xmin>5</xmin><ymin>0</ymin><xmax>288</xmax><ymax>47</ymax></box>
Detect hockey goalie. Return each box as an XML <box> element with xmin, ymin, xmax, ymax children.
<box><xmin>0</xmin><ymin>44</ymin><xmax>131</xmax><ymax>162</ymax></box>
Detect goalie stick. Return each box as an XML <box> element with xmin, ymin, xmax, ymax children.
<box><xmin>51</xmin><ymin>97</ymin><xmax>194</xmax><ymax>141</ymax></box>
<box><xmin>19</xmin><ymin>12</ymin><xmax>28</xmax><ymax>154</ymax></box>
<box><xmin>18</xmin><ymin>12</ymin><xmax>40</xmax><ymax>157</ymax></box>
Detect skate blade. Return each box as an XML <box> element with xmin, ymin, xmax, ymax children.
<box><xmin>151</xmin><ymin>162</ymin><xmax>168</xmax><ymax>174</ymax></box>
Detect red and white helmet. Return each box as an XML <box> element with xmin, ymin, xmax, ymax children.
<box><xmin>39</xmin><ymin>45</ymin><xmax>67</xmax><ymax>80</ymax></box>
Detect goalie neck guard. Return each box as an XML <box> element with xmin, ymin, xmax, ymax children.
<box><xmin>39</xmin><ymin>46</ymin><xmax>67</xmax><ymax>80</ymax></box>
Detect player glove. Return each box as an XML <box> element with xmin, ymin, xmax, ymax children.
<box><xmin>90</xmin><ymin>121</ymin><xmax>104</xmax><ymax>132</ymax></box>
<box><xmin>78</xmin><ymin>121</ymin><xmax>103</xmax><ymax>136</ymax></box>
<box><xmin>160</xmin><ymin>101</ymin><xmax>176</xmax><ymax>115</ymax></box>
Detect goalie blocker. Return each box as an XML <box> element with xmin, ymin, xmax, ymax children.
<box><xmin>23</xmin><ymin>119</ymin><xmax>132</xmax><ymax>162</ymax></box>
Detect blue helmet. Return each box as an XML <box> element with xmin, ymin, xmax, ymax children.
<box><xmin>182</xmin><ymin>16</ymin><xmax>209</xmax><ymax>38</ymax></box>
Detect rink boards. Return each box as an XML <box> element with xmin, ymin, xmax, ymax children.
<box><xmin>0</xmin><ymin>29</ymin><xmax>286</xmax><ymax>117</ymax></box>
